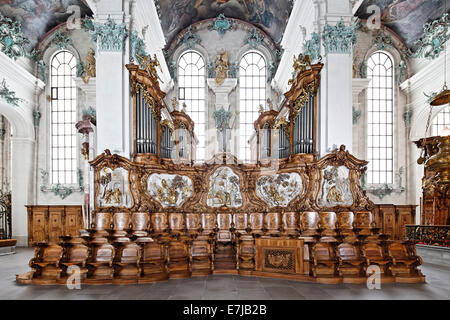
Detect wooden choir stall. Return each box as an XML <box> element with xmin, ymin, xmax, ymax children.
<box><xmin>17</xmin><ymin>56</ymin><xmax>425</xmax><ymax>285</ymax></box>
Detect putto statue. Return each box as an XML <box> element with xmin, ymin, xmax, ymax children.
<box><xmin>214</xmin><ymin>49</ymin><xmax>229</xmax><ymax>86</ymax></box>
<box><xmin>136</xmin><ymin>53</ymin><xmax>163</xmax><ymax>83</ymax></box>
<box><xmin>288</xmin><ymin>53</ymin><xmax>311</xmax><ymax>85</ymax></box>
<box><xmin>81</xmin><ymin>48</ymin><xmax>96</xmax><ymax>84</ymax></box>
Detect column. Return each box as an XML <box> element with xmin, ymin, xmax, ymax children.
<box><xmin>316</xmin><ymin>0</ymin><xmax>356</xmax><ymax>155</ymax></box>
<box><xmin>11</xmin><ymin>137</ymin><xmax>35</xmax><ymax>247</ymax></box>
<box><xmin>90</xmin><ymin>0</ymin><xmax>131</xmax><ymax>157</ymax></box>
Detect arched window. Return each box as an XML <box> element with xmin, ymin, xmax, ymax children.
<box><xmin>239</xmin><ymin>51</ymin><xmax>266</xmax><ymax>161</ymax></box>
<box><xmin>431</xmin><ymin>106</ymin><xmax>450</xmax><ymax>136</ymax></box>
<box><xmin>178</xmin><ymin>51</ymin><xmax>206</xmax><ymax>161</ymax></box>
<box><xmin>367</xmin><ymin>51</ymin><xmax>394</xmax><ymax>184</ymax></box>
<box><xmin>50</xmin><ymin>50</ymin><xmax>77</xmax><ymax>185</ymax></box>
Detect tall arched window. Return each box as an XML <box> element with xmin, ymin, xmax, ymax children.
<box><xmin>178</xmin><ymin>51</ymin><xmax>206</xmax><ymax>161</ymax></box>
<box><xmin>367</xmin><ymin>51</ymin><xmax>394</xmax><ymax>184</ymax></box>
<box><xmin>50</xmin><ymin>50</ymin><xmax>77</xmax><ymax>185</ymax></box>
<box><xmin>239</xmin><ymin>51</ymin><xmax>266</xmax><ymax>161</ymax></box>
<box><xmin>431</xmin><ymin>106</ymin><xmax>450</xmax><ymax>136</ymax></box>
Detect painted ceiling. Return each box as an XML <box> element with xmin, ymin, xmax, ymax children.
<box><xmin>155</xmin><ymin>0</ymin><xmax>294</xmax><ymax>46</ymax></box>
<box><xmin>0</xmin><ymin>0</ymin><xmax>92</xmax><ymax>47</ymax></box>
<box><xmin>355</xmin><ymin>0</ymin><xmax>448</xmax><ymax>50</ymax></box>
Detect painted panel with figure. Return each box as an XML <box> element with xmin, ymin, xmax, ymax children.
<box><xmin>147</xmin><ymin>173</ymin><xmax>193</xmax><ymax>207</ymax></box>
<box><xmin>355</xmin><ymin>0</ymin><xmax>445</xmax><ymax>49</ymax></box>
<box><xmin>207</xmin><ymin>166</ymin><xmax>242</xmax><ymax>208</ymax></box>
<box><xmin>318</xmin><ymin>166</ymin><xmax>353</xmax><ymax>207</ymax></box>
<box><xmin>97</xmin><ymin>167</ymin><xmax>132</xmax><ymax>208</ymax></box>
<box><xmin>256</xmin><ymin>173</ymin><xmax>302</xmax><ymax>207</ymax></box>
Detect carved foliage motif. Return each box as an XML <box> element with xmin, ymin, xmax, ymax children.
<box><xmin>256</xmin><ymin>173</ymin><xmax>302</xmax><ymax>207</ymax></box>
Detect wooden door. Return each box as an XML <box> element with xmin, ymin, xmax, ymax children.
<box><xmin>48</xmin><ymin>206</ymin><xmax>64</xmax><ymax>243</ymax></box>
<box><xmin>27</xmin><ymin>206</ymin><xmax>47</xmax><ymax>246</ymax></box>
<box><xmin>65</xmin><ymin>206</ymin><xmax>83</xmax><ymax>236</ymax></box>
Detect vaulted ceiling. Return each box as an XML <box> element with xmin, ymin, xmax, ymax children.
<box><xmin>154</xmin><ymin>0</ymin><xmax>294</xmax><ymax>46</ymax></box>
<box><xmin>0</xmin><ymin>0</ymin><xmax>92</xmax><ymax>47</ymax></box>
<box><xmin>355</xmin><ymin>0</ymin><xmax>447</xmax><ymax>50</ymax></box>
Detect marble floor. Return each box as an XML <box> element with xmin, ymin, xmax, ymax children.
<box><xmin>1</xmin><ymin>248</ymin><xmax>449</xmax><ymax>300</ymax></box>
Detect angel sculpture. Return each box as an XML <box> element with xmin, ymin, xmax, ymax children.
<box><xmin>136</xmin><ymin>53</ymin><xmax>164</xmax><ymax>83</ymax></box>
<box><xmin>81</xmin><ymin>48</ymin><xmax>96</xmax><ymax>84</ymax></box>
<box><xmin>288</xmin><ymin>53</ymin><xmax>311</xmax><ymax>85</ymax></box>
<box><xmin>214</xmin><ymin>49</ymin><xmax>230</xmax><ymax>86</ymax></box>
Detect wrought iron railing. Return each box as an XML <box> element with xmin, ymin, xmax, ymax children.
<box><xmin>406</xmin><ymin>225</ymin><xmax>450</xmax><ymax>247</ymax></box>
<box><xmin>0</xmin><ymin>191</ymin><xmax>11</xmax><ymax>239</ymax></box>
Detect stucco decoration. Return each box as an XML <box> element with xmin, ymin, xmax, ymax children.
<box><xmin>87</xmin><ymin>16</ymin><xmax>128</xmax><ymax>52</ymax></box>
<box><xmin>322</xmin><ymin>19</ymin><xmax>359</xmax><ymax>54</ymax></box>
<box><xmin>256</xmin><ymin>173</ymin><xmax>302</xmax><ymax>207</ymax></box>
<box><xmin>319</xmin><ymin>166</ymin><xmax>353</xmax><ymax>207</ymax></box>
<box><xmin>0</xmin><ymin>79</ymin><xmax>21</xmax><ymax>107</ymax></box>
<box><xmin>97</xmin><ymin>167</ymin><xmax>132</xmax><ymax>208</ymax></box>
<box><xmin>207</xmin><ymin>167</ymin><xmax>242</xmax><ymax>208</ymax></box>
<box><xmin>303</xmin><ymin>32</ymin><xmax>320</xmax><ymax>62</ymax></box>
<box><xmin>147</xmin><ymin>173</ymin><xmax>193</xmax><ymax>207</ymax></box>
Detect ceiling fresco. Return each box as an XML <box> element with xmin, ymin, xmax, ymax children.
<box><xmin>355</xmin><ymin>0</ymin><xmax>448</xmax><ymax>50</ymax></box>
<box><xmin>155</xmin><ymin>0</ymin><xmax>294</xmax><ymax>46</ymax></box>
<box><xmin>0</xmin><ymin>0</ymin><xmax>92</xmax><ymax>47</ymax></box>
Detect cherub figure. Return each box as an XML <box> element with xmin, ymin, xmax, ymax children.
<box><xmin>288</xmin><ymin>53</ymin><xmax>311</xmax><ymax>85</ymax></box>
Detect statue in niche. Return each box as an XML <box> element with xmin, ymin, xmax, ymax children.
<box><xmin>288</xmin><ymin>53</ymin><xmax>311</xmax><ymax>85</ymax></box>
<box><xmin>81</xmin><ymin>48</ymin><xmax>96</xmax><ymax>84</ymax></box>
<box><xmin>136</xmin><ymin>53</ymin><xmax>163</xmax><ymax>83</ymax></box>
<box><xmin>214</xmin><ymin>49</ymin><xmax>229</xmax><ymax>86</ymax></box>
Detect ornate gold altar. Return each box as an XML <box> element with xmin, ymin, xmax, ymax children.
<box><xmin>16</xmin><ymin>58</ymin><xmax>425</xmax><ymax>285</ymax></box>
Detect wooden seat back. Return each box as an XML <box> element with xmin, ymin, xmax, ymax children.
<box><xmin>388</xmin><ymin>242</ymin><xmax>411</xmax><ymax>260</ymax></box>
<box><xmin>233</xmin><ymin>213</ymin><xmax>248</xmax><ymax>232</ymax></box>
<box><xmin>201</xmin><ymin>213</ymin><xmax>216</xmax><ymax>234</ymax></box>
<box><xmin>337</xmin><ymin>211</ymin><xmax>354</xmax><ymax>230</ymax></box>
<box><xmin>217</xmin><ymin>213</ymin><xmax>232</xmax><ymax>230</ymax></box>
<box><xmin>89</xmin><ymin>243</ymin><xmax>115</xmax><ymax>264</ymax></box>
<box><xmin>300</xmin><ymin>211</ymin><xmax>319</xmax><ymax>235</ymax></box>
<box><xmin>186</xmin><ymin>213</ymin><xmax>201</xmax><ymax>233</ymax></box>
<box><xmin>113</xmin><ymin>212</ymin><xmax>131</xmax><ymax>232</ymax></box>
<box><xmin>248</xmin><ymin>213</ymin><xmax>264</xmax><ymax>233</ymax></box>
<box><xmin>362</xmin><ymin>242</ymin><xmax>385</xmax><ymax>260</ymax></box>
<box><xmin>337</xmin><ymin>243</ymin><xmax>361</xmax><ymax>262</ymax></box>
<box><xmin>169</xmin><ymin>213</ymin><xmax>185</xmax><ymax>233</ymax></box>
<box><xmin>93</xmin><ymin>211</ymin><xmax>112</xmax><ymax>232</ymax></box>
<box><xmin>168</xmin><ymin>241</ymin><xmax>189</xmax><ymax>260</ymax></box>
<box><xmin>150</xmin><ymin>213</ymin><xmax>168</xmax><ymax>234</ymax></box>
<box><xmin>39</xmin><ymin>244</ymin><xmax>63</xmax><ymax>264</ymax></box>
<box><xmin>312</xmin><ymin>243</ymin><xmax>335</xmax><ymax>262</ymax></box>
<box><xmin>131</xmin><ymin>212</ymin><xmax>149</xmax><ymax>234</ymax></box>
<box><xmin>282</xmin><ymin>212</ymin><xmax>298</xmax><ymax>233</ymax></box>
<box><xmin>141</xmin><ymin>242</ymin><xmax>165</xmax><ymax>262</ymax></box>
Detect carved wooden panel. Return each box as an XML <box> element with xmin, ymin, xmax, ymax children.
<box><xmin>255</xmin><ymin>238</ymin><xmax>304</xmax><ymax>275</ymax></box>
<box><xmin>319</xmin><ymin>211</ymin><xmax>337</xmax><ymax>230</ymax></box>
<box><xmin>381</xmin><ymin>206</ymin><xmax>396</xmax><ymax>237</ymax></box>
<box><xmin>396</xmin><ymin>205</ymin><xmax>416</xmax><ymax>240</ymax></box>
<box><xmin>26</xmin><ymin>206</ymin><xmax>83</xmax><ymax>247</ymax></box>
<box><xmin>48</xmin><ymin>206</ymin><xmax>64</xmax><ymax>244</ymax></box>
<box><xmin>94</xmin><ymin>211</ymin><xmax>112</xmax><ymax>231</ymax></box>
<box><xmin>64</xmin><ymin>206</ymin><xmax>82</xmax><ymax>237</ymax></box>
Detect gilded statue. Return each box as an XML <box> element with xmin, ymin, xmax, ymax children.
<box><xmin>82</xmin><ymin>48</ymin><xmax>96</xmax><ymax>84</ymax></box>
<box><xmin>105</xmin><ymin>189</ymin><xmax>114</xmax><ymax>204</ymax></box>
<box><xmin>327</xmin><ymin>185</ymin><xmax>343</xmax><ymax>203</ymax></box>
<box><xmin>214</xmin><ymin>49</ymin><xmax>229</xmax><ymax>86</ymax></box>
<box><xmin>171</xmin><ymin>97</ymin><xmax>179</xmax><ymax>111</ymax></box>
<box><xmin>113</xmin><ymin>188</ymin><xmax>122</xmax><ymax>204</ymax></box>
<box><xmin>264</xmin><ymin>185</ymin><xmax>285</xmax><ymax>205</ymax></box>
<box><xmin>136</xmin><ymin>53</ymin><xmax>163</xmax><ymax>83</ymax></box>
<box><xmin>288</xmin><ymin>53</ymin><xmax>311</xmax><ymax>85</ymax></box>
<box><xmin>157</xmin><ymin>179</ymin><xmax>178</xmax><ymax>205</ymax></box>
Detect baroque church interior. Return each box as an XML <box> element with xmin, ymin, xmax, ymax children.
<box><xmin>0</xmin><ymin>0</ymin><xmax>449</xmax><ymax>301</ymax></box>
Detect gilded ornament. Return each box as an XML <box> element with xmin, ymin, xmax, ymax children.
<box><xmin>214</xmin><ymin>49</ymin><xmax>229</xmax><ymax>86</ymax></box>
<box><xmin>81</xmin><ymin>48</ymin><xmax>96</xmax><ymax>84</ymax></box>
